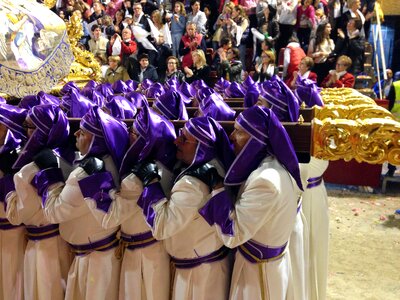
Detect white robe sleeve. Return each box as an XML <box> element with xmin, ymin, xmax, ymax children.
<box><xmin>151</xmin><ymin>176</ymin><xmax>209</xmax><ymax>240</ymax></box>
<box><xmin>216</xmin><ymin>171</ymin><xmax>281</xmax><ymax>248</ymax></box>
<box><xmin>43</xmin><ymin>167</ymin><xmax>90</xmax><ymax>224</ymax></box>
<box><xmin>85</xmin><ymin>174</ymin><xmax>143</xmax><ymax>229</ymax></box>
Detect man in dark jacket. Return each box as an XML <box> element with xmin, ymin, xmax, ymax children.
<box><xmin>129</xmin><ymin>53</ymin><xmax>159</xmax><ymax>82</ymax></box>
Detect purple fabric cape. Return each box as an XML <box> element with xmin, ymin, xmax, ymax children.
<box><xmin>12</xmin><ymin>104</ymin><xmax>70</xmax><ymax>169</ymax></box>
<box><xmin>105</xmin><ymin>95</ymin><xmax>137</xmax><ymax>120</ymax></box>
<box><xmin>80</xmin><ymin>106</ymin><xmax>129</xmax><ymax>170</ymax></box>
<box><xmin>119</xmin><ymin>105</ymin><xmax>177</xmax><ymax>176</ymax></box>
<box><xmin>177</xmin><ymin>116</ymin><xmax>235</xmax><ymax>180</ymax></box>
<box><xmin>260</xmin><ymin>75</ymin><xmax>300</xmax><ymax>122</ymax></box>
<box><xmin>224</xmin><ymin>106</ymin><xmax>303</xmax><ymax>191</ymax></box>
<box><xmin>60</xmin><ymin>88</ymin><xmax>94</xmax><ymax>118</ymax></box>
<box><xmin>0</xmin><ymin>104</ymin><xmax>28</xmax><ymax>154</ymax></box>
<box><xmin>153</xmin><ymin>90</ymin><xmax>189</xmax><ymax>120</ymax></box>
<box><xmin>244</xmin><ymin>83</ymin><xmax>261</xmax><ymax>108</ymax></box>
<box><xmin>200</xmin><ymin>93</ymin><xmax>236</xmax><ymax>121</ymax></box>
<box><xmin>294</xmin><ymin>76</ymin><xmax>324</xmax><ymax>107</ymax></box>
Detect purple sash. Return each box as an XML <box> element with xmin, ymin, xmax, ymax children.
<box><xmin>0</xmin><ymin>218</ymin><xmax>22</xmax><ymax>230</ymax></box>
<box><xmin>69</xmin><ymin>232</ymin><xmax>119</xmax><ymax>256</ymax></box>
<box><xmin>238</xmin><ymin>240</ymin><xmax>287</xmax><ymax>264</ymax></box>
<box><xmin>171</xmin><ymin>246</ymin><xmax>230</xmax><ymax>269</ymax></box>
<box><xmin>121</xmin><ymin>231</ymin><xmax>157</xmax><ymax>250</ymax></box>
<box><xmin>307</xmin><ymin>176</ymin><xmax>323</xmax><ymax>189</ymax></box>
<box><xmin>26</xmin><ymin>224</ymin><xmax>59</xmax><ymax>241</ymax></box>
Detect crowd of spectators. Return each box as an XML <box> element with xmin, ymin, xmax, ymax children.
<box><xmin>52</xmin><ymin>0</ymin><xmax>379</xmax><ymax>89</ymax></box>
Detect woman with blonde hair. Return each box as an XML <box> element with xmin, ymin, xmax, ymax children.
<box><xmin>183</xmin><ymin>49</ymin><xmax>211</xmax><ymax>86</ymax></box>
<box><xmin>104</xmin><ymin>55</ymin><xmax>130</xmax><ymax>84</ymax></box>
<box><xmin>150</xmin><ymin>10</ymin><xmax>172</xmax><ymax>47</ymax></box>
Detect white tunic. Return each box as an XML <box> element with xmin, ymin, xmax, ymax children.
<box><xmin>0</xmin><ymin>184</ymin><xmax>26</xmax><ymax>300</ymax></box>
<box><xmin>213</xmin><ymin>157</ymin><xmax>298</xmax><ymax>300</ymax></box>
<box><xmin>299</xmin><ymin>157</ymin><xmax>329</xmax><ymax>300</ymax></box>
<box><xmin>85</xmin><ymin>163</ymin><xmax>172</xmax><ymax>300</ymax></box>
<box><xmin>43</xmin><ymin>155</ymin><xmax>121</xmax><ymax>300</ymax></box>
<box><xmin>149</xmin><ymin>171</ymin><xmax>230</xmax><ymax>300</ymax></box>
<box><xmin>5</xmin><ymin>162</ymin><xmax>72</xmax><ymax>300</ymax></box>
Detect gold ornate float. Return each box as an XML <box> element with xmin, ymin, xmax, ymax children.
<box><xmin>312</xmin><ymin>88</ymin><xmax>400</xmax><ymax>166</ymax></box>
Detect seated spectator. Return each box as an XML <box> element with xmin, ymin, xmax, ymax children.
<box><xmin>161</xmin><ymin>56</ymin><xmax>185</xmax><ymax>83</ymax></box>
<box><xmin>253</xmin><ymin>50</ymin><xmax>278</xmax><ymax>82</ymax></box>
<box><xmin>104</xmin><ymin>55</ymin><xmax>130</xmax><ymax>84</ymax></box>
<box><xmin>179</xmin><ymin>22</ymin><xmax>207</xmax><ymax>69</ymax></box>
<box><xmin>321</xmin><ymin>55</ymin><xmax>355</xmax><ymax>88</ymax></box>
<box><xmin>217</xmin><ymin>47</ymin><xmax>243</xmax><ymax>83</ymax></box>
<box><xmin>88</xmin><ymin>24</ymin><xmax>109</xmax><ymax>63</ymax></box>
<box><xmin>183</xmin><ymin>49</ymin><xmax>211</xmax><ymax>86</ymax></box>
<box><xmin>130</xmin><ymin>53</ymin><xmax>158</xmax><ymax>83</ymax></box>
<box><xmin>373</xmin><ymin>69</ymin><xmax>393</xmax><ymax>99</ymax></box>
<box><xmin>289</xmin><ymin>56</ymin><xmax>318</xmax><ymax>89</ymax></box>
<box><xmin>283</xmin><ymin>35</ymin><xmax>307</xmax><ymax>85</ymax></box>
<box><xmin>336</xmin><ymin>18</ymin><xmax>365</xmax><ymax>75</ymax></box>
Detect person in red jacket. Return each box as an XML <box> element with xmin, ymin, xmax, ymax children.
<box><xmin>108</xmin><ymin>27</ymin><xmax>138</xmax><ymax>68</ymax></box>
<box><xmin>321</xmin><ymin>55</ymin><xmax>355</xmax><ymax>88</ymax></box>
<box><xmin>283</xmin><ymin>35</ymin><xmax>307</xmax><ymax>85</ymax></box>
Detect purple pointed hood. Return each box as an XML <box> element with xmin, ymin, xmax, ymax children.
<box><xmin>0</xmin><ymin>104</ymin><xmax>28</xmax><ymax>154</ymax></box>
<box><xmin>141</xmin><ymin>79</ymin><xmax>154</xmax><ymax>91</ymax></box>
<box><xmin>60</xmin><ymin>89</ymin><xmax>94</xmax><ymax>118</ymax></box>
<box><xmin>79</xmin><ymin>106</ymin><xmax>129</xmax><ymax>169</ymax></box>
<box><xmin>196</xmin><ymin>87</ymin><xmax>215</xmax><ymax>104</ymax></box>
<box><xmin>260</xmin><ymin>75</ymin><xmax>300</xmax><ymax>122</ymax></box>
<box><xmin>191</xmin><ymin>79</ymin><xmax>209</xmax><ymax>90</ymax></box>
<box><xmin>125</xmin><ymin>80</ymin><xmax>139</xmax><ymax>92</ymax></box>
<box><xmin>177</xmin><ymin>117</ymin><xmax>235</xmax><ymax>179</ymax></box>
<box><xmin>119</xmin><ymin>105</ymin><xmax>177</xmax><ymax>176</ymax></box>
<box><xmin>19</xmin><ymin>92</ymin><xmax>59</xmax><ymax>109</ymax></box>
<box><xmin>13</xmin><ymin>105</ymin><xmax>70</xmax><ymax>169</ymax></box>
<box><xmin>242</xmin><ymin>75</ymin><xmax>255</xmax><ymax>92</ymax></box>
<box><xmin>95</xmin><ymin>83</ymin><xmax>114</xmax><ymax>98</ymax></box>
<box><xmin>125</xmin><ymin>91</ymin><xmax>149</xmax><ymax>108</ymax></box>
<box><xmin>164</xmin><ymin>77</ymin><xmax>180</xmax><ymax>90</ymax></box>
<box><xmin>178</xmin><ymin>82</ymin><xmax>196</xmax><ymax>99</ymax></box>
<box><xmin>244</xmin><ymin>83</ymin><xmax>261</xmax><ymax>108</ymax></box>
<box><xmin>214</xmin><ymin>78</ymin><xmax>231</xmax><ymax>94</ymax></box>
<box><xmin>146</xmin><ymin>83</ymin><xmax>165</xmax><ymax>98</ymax></box>
<box><xmin>294</xmin><ymin>76</ymin><xmax>324</xmax><ymax>107</ymax></box>
<box><xmin>199</xmin><ymin>93</ymin><xmax>236</xmax><ymax>121</ymax></box>
<box><xmin>153</xmin><ymin>90</ymin><xmax>188</xmax><ymax>120</ymax></box>
<box><xmin>224</xmin><ymin>82</ymin><xmax>245</xmax><ymax>98</ymax></box>
<box><xmin>224</xmin><ymin>106</ymin><xmax>302</xmax><ymax>190</ymax></box>
<box><xmin>0</xmin><ymin>97</ymin><xmax>5</xmax><ymax>104</ymax></box>
<box><xmin>105</xmin><ymin>95</ymin><xmax>137</xmax><ymax>119</ymax></box>
<box><xmin>112</xmin><ymin>80</ymin><xmax>130</xmax><ymax>94</ymax></box>
<box><xmin>37</xmin><ymin>92</ymin><xmax>60</xmax><ymax>106</ymax></box>
<box><xmin>60</xmin><ymin>81</ymin><xmax>80</xmax><ymax>95</ymax></box>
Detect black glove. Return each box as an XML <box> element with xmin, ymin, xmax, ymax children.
<box><xmin>33</xmin><ymin>148</ymin><xmax>58</xmax><ymax>170</ymax></box>
<box><xmin>0</xmin><ymin>150</ymin><xmax>18</xmax><ymax>174</ymax></box>
<box><xmin>79</xmin><ymin>157</ymin><xmax>105</xmax><ymax>175</ymax></box>
<box><xmin>131</xmin><ymin>160</ymin><xmax>160</xmax><ymax>186</ymax></box>
<box><xmin>185</xmin><ymin>164</ymin><xmax>224</xmax><ymax>191</ymax></box>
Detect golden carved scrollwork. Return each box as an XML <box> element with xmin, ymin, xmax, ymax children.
<box><xmin>62</xmin><ymin>11</ymin><xmax>101</xmax><ymax>85</ymax></box>
<box><xmin>312</xmin><ymin>88</ymin><xmax>400</xmax><ymax>166</ymax></box>
<box><xmin>43</xmin><ymin>0</ymin><xmax>57</xmax><ymax>8</ymax></box>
